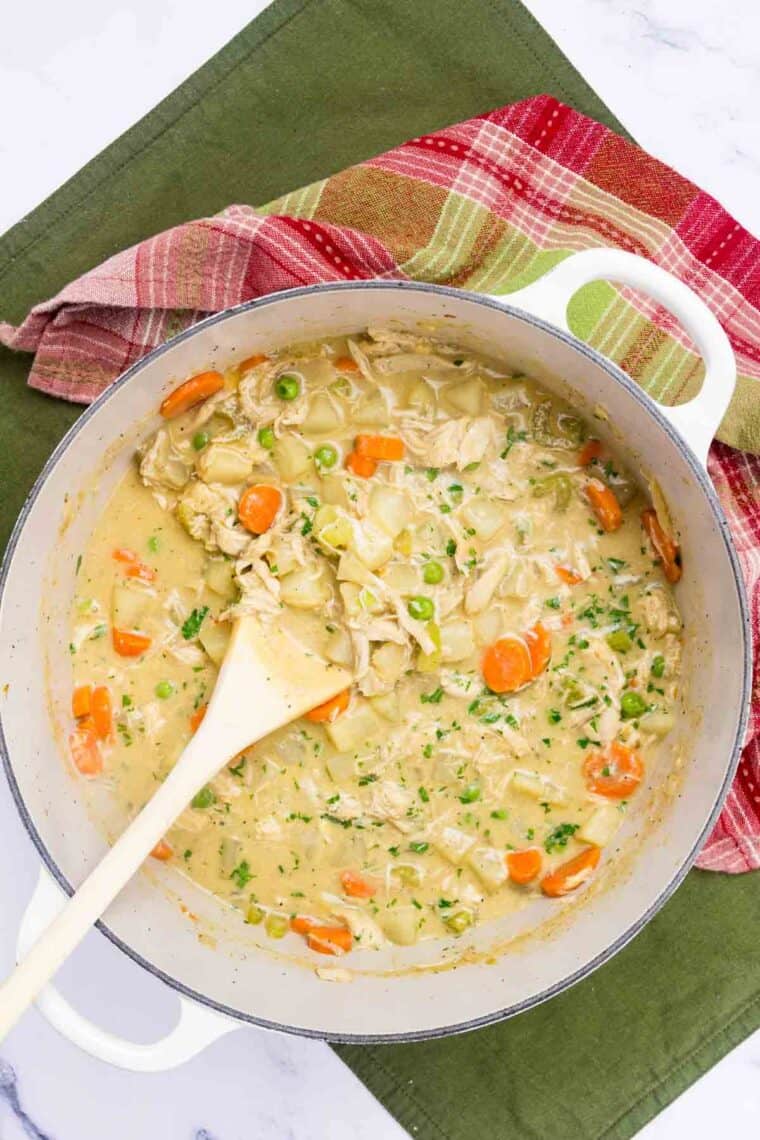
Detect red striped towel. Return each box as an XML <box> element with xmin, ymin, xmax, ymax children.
<box><xmin>2</xmin><ymin>96</ymin><xmax>758</xmax><ymax>871</ymax></box>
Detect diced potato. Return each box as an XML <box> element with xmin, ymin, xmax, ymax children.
<box><xmin>326</xmin><ymin>900</ymin><xmax>385</xmax><ymax>949</ymax></box>
<box><xmin>280</xmin><ymin>567</ymin><xmax>331</xmax><ymax>609</ymax></box>
<box><xmin>197</xmin><ymin>443</ymin><xmax>252</xmax><ymax>485</ymax></box>
<box><xmin>511</xmin><ymin>769</ymin><xmax>568</xmax><ymax>805</ymax></box>
<box><xmin>349</xmin><ymin>521</ymin><xmax>394</xmax><ymax>572</ymax></box>
<box><xmin>444</xmin><ymin>378</ymin><xmax>484</xmax><ymax>416</ymax></box>
<box><xmin>320</xmin><ymin>474</ymin><xmax>349</xmax><ymax>508</ymax></box>
<box><xmin>353</xmin><ymin>396</ymin><xmax>389</xmax><ymax>426</ymax></box>
<box><xmin>468</xmin><ymin>846</ymin><xmax>508</xmax><ymax>892</ymax></box>
<box><xmin>302</xmin><ymin>392</ymin><xmax>343</xmax><ymax>434</ymax></box>
<box><xmin>461</xmin><ymin>498</ymin><xmax>506</xmax><ymax>541</ymax></box>
<box><xmin>199</xmin><ymin>619</ymin><xmax>232</xmax><ymax>665</ymax></box>
<box><xmin>264</xmin><ymin>539</ymin><xmax>300</xmax><ymax>577</ymax></box>
<box><xmin>339</xmin><ymin>582</ymin><xmax>362</xmax><ymax>617</ymax></box>
<box><xmin>325</xmin><ymin>701</ymin><xmax>380</xmax><ymax>752</ymax></box>
<box><xmin>325</xmin><ymin>751</ymin><xmax>355</xmax><ymax>782</ymax></box>
<box><xmin>639</xmin><ymin>710</ymin><xmax>675</xmax><ymax>737</ymax></box>
<box><xmin>325</xmin><ymin>627</ymin><xmax>354</xmax><ymax>668</ymax></box>
<box><xmin>407</xmin><ymin>379</ymin><xmax>435</xmax><ymax>416</ymax></box>
<box><xmin>370</xmin><ymin>690</ymin><xmax>401</xmax><ymax>721</ymax></box>
<box><xmin>578</xmin><ymin>804</ymin><xmax>622</xmax><ymax>848</ymax></box>
<box><xmin>112</xmin><ymin>582</ymin><xmax>153</xmax><ymax>630</ymax></box>
<box><xmin>434</xmin><ymin>826</ymin><xmax>475</xmax><ymax>865</ymax></box>
<box><xmin>381</xmin><ymin>562</ymin><xmax>419</xmax><ymax>595</ymax></box>
<box><xmin>337</xmin><ymin>553</ymin><xmax>374</xmax><ymax>587</ymax></box>
<box><xmin>368</xmin><ymin>485</ymin><xmax>411</xmax><ymax>538</ymax></box>
<box><xmin>381</xmin><ymin>907</ymin><xmax>421</xmax><ymax>946</ymax></box>
<box><xmin>473</xmin><ymin>609</ymin><xmax>503</xmax><ymax>646</ymax></box>
<box><xmin>273</xmin><ymin>434</ymin><xmax>310</xmax><ymax>481</ymax></box>
<box><xmin>372</xmin><ymin>642</ymin><xmax>407</xmax><ymax>685</ymax></box>
<box><xmin>440</xmin><ymin>619</ymin><xmax>475</xmax><ymax>662</ymax></box>
<box><xmin>204</xmin><ymin>558</ymin><xmax>235</xmax><ymax>599</ymax></box>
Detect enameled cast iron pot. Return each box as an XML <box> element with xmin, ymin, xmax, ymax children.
<box><xmin>0</xmin><ymin>250</ymin><xmax>750</xmax><ymax>1069</ymax></box>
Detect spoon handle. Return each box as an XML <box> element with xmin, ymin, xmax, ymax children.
<box><xmin>0</xmin><ymin>733</ymin><xmax>214</xmax><ymax>1041</ymax></box>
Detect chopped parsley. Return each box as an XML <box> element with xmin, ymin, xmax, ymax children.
<box><xmin>181</xmin><ymin>606</ymin><xmax>209</xmax><ymax>640</ymax></box>
<box><xmin>544</xmin><ymin>823</ymin><xmax>579</xmax><ymax>853</ymax></box>
<box><xmin>420</xmin><ymin>687</ymin><xmax>444</xmax><ymax>704</ymax></box>
<box><xmin>230</xmin><ymin>860</ymin><xmax>252</xmax><ymax>888</ymax></box>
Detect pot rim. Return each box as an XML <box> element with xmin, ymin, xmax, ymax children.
<box><xmin>0</xmin><ymin>280</ymin><xmax>751</xmax><ymax>1044</ymax></box>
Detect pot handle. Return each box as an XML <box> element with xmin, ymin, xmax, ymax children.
<box><xmin>15</xmin><ymin>868</ymin><xmax>242</xmax><ymax>1071</ymax></box>
<box><xmin>499</xmin><ymin>249</ymin><xmax>736</xmax><ymax>466</ymax></box>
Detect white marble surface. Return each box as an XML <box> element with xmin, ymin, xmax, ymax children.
<box><xmin>1</xmin><ymin>1</ymin><xmax>760</xmax><ymax>1137</ymax></box>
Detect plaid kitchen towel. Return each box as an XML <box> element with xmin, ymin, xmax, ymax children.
<box><xmin>1</xmin><ymin>95</ymin><xmax>758</xmax><ymax>871</ymax></box>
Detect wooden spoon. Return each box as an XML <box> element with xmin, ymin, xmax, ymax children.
<box><xmin>0</xmin><ymin>615</ymin><xmax>352</xmax><ymax>1041</ymax></box>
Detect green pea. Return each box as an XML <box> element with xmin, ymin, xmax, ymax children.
<box><xmin>444</xmin><ymin>910</ymin><xmax>473</xmax><ymax>935</ymax></box>
<box><xmin>265</xmin><ymin>913</ymin><xmax>289</xmax><ymax>939</ymax></box>
<box><xmin>621</xmin><ymin>691</ymin><xmax>648</xmax><ymax>720</ymax></box>
<box><xmin>155</xmin><ymin>680</ymin><xmax>174</xmax><ymax>700</ymax></box>
<box><xmin>423</xmin><ymin>560</ymin><xmax>444</xmax><ymax>585</ymax></box>
<box><xmin>192</xmin><ymin>431</ymin><xmax>209</xmax><ymax>451</ymax></box>
<box><xmin>459</xmin><ymin>783</ymin><xmax>481</xmax><ymax>804</ymax></box>
<box><xmin>651</xmin><ymin>654</ymin><xmax>666</xmax><ymax>678</ymax></box>
<box><xmin>191</xmin><ymin>786</ymin><xmax>216</xmax><ymax>810</ymax></box>
<box><xmin>314</xmin><ymin>444</ymin><xmax>338</xmax><ymax>470</ymax></box>
<box><xmin>275</xmin><ymin>374</ymin><xmax>300</xmax><ymax>401</ymax></box>
<box><xmin>606</xmin><ymin>629</ymin><xmax>633</xmax><ymax>654</ymax></box>
<box><xmin>257</xmin><ymin>427</ymin><xmax>275</xmax><ymax>450</ymax></box>
<box><xmin>245</xmin><ymin>904</ymin><xmax>264</xmax><ymax>925</ymax></box>
<box><xmin>408</xmin><ymin>596</ymin><xmax>434</xmax><ymax>621</ymax></box>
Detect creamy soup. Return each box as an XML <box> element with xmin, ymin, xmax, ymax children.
<box><xmin>68</xmin><ymin>326</ymin><xmax>683</xmax><ymax>959</ymax></box>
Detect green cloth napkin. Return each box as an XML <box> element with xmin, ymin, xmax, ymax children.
<box><xmin>0</xmin><ymin>2</ymin><xmax>757</xmax><ymax>1137</ymax></box>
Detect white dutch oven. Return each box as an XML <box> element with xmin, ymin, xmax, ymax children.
<box><xmin>0</xmin><ymin>250</ymin><xmax>750</xmax><ymax>1069</ymax></box>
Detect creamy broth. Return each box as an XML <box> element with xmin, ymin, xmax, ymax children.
<box><xmin>69</xmin><ymin>327</ymin><xmax>683</xmax><ymax>958</ymax></box>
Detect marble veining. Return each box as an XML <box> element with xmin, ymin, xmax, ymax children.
<box><xmin>0</xmin><ymin>1061</ymin><xmax>51</xmax><ymax>1139</ymax></box>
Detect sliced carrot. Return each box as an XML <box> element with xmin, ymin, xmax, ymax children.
<box><xmin>579</xmin><ymin>438</ymin><xmax>603</xmax><ymax>466</ymax></box>
<box><xmin>305</xmin><ymin>926</ymin><xmax>353</xmax><ymax>955</ymax></box>
<box><xmin>506</xmin><ymin>848</ymin><xmax>542</xmax><ymax>885</ymax></box>
<box><xmin>190</xmin><ymin>704</ymin><xmax>208</xmax><ymax>733</ymax></box>
<box><xmin>160</xmin><ymin>371</ymin><xmax>225</xmax><ymax>419</ymax></box>
<box><xmin>555</xmin><ymin>565</ymin><xmax>582</xmax><ymax>586</ymax></box>
<box><xmin>541</xmin><ymin>846</ymin><xmax>601</xmax><ymax>897</ymax></box>
<box><xmin>113</xmin><ymin>547</ymin><xmax>156</xmax><ymax>582</ymax></box>
<box><xmin>238</xmin><ymin>353</ymin><xmax>269</xmax><ymax>373</ymax></box>
<box><xmin>112</xmin><ymin>628</ymin><xmax>152</xmax><ymax>657</ymax></box>
<box><xmin>355</xmin><ymin>434</ymin><xmax>405</xmax><ymax>462</ymax></box>
<box><xmin>150</xmin><ymin>839</ymin><xmax>173</xmax><ymax>862</ymax></box>
<box><xmin>238</xmin><ymin>484</ymin><xmax>282</xmax><ymax>535</ymax></box>
<box><xmin>641</xmin><ymin>508</ymin><xmax>682</xmax><ymax>583</ymax></box>
<box><xmin>340</xmin><ymin>870</ymin><xmax>377</xmax><ymax>899</ymax></box>
<box><xmin>113</xmin><ymin>547</ymin><xmax>138</xmax><ymax>564</ymax></box>
<box><xmin>290</xmin><ymin>915</ymin><xmax>320</xmax><ymax>935</ymax></box>
<box><xmin>524</xmin><ymin>622</ymin><xmax>551</xmax><ymax>678</ymax></box>
<box><xmin>586</xmin><ymin>480</ymin><xmax>623</xmax><ymax>532</ymax></box>
<box><xmin>72</xmin><ymin>684</ymin><xmax>92</xmax><ymax>719</ymax></box>
<box><xmin>124</xmin><ymin>561</ymin><xmax>156</xmax><ymax>583</ymax></box>
<box><xmin>482</xmin><ymin>636</ymin><xmax>532</xmax><ymax>694</ymax></box>
<box><xmin>91</xmin><ymin>686</ymin><xmax>113</xmax><ymax>740</ymax></box>
<box><xmin>583</xmin><ymin>741</ymin><xmax>644</xmax><ymax>799</ymax></box>
<box><xmin>334</xmin><ymin>355</ymin><xmax>359</xmax><ymax>372</ymax></box>
<box><xmin>69</xmin><ymin>725</ymin><xmax>102</xmax><ymax>777</ymax></box>
<box><xmin>345</xmin><ymin>451</ymin><xmax>377</xmax><ymax>478</ymax></box>
<box><xmin>305</xmin><ymin>688</ymin><xmax>350</xmax><ymax>724</ymax></box>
